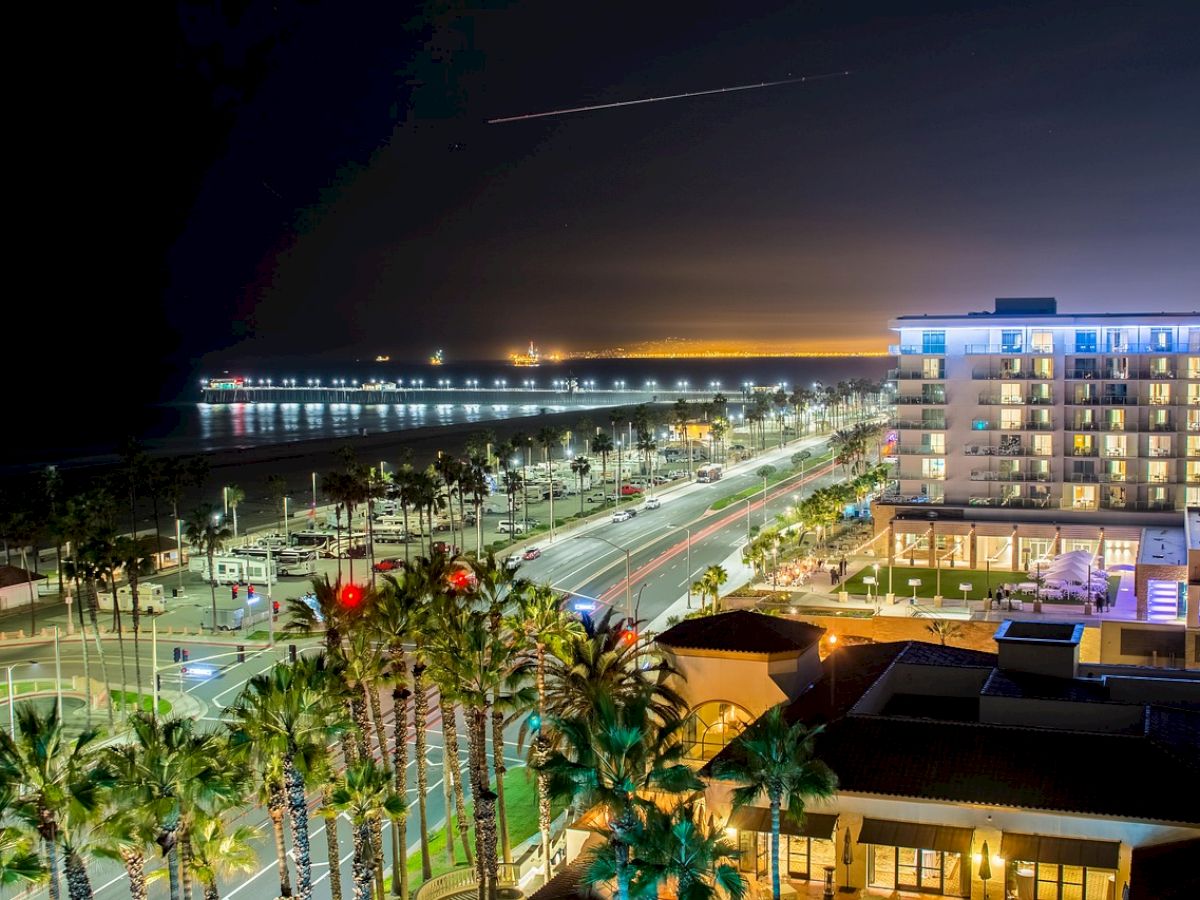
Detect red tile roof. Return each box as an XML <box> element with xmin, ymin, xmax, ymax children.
<box><xmin>656</xmin><ymin>610</ymin><xmax>825</xmax><ymax>654</ymax></box>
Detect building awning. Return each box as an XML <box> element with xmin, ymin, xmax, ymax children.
<box><xmin>729</xmin><ymin>807</ymin><xmax>838</xmax><ymax>840</ymax></box>
<box><xmin>858</xmin><ymin>819</ymin><xmax>973</xmax><ymax>856</ymax></box>
<box><xmin>1001</xmin><ymin>833</ymin><xmax>1119</xmax><ymax>870</ymax></box>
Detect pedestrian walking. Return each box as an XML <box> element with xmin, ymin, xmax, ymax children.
<box><xmin>840</xmin><ymin>557</ymin><xmax>848</xmax><ymax>576</ymax></box>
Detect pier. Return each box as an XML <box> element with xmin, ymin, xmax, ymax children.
<box><xmin>200</xmin><ymin>381</ymin><xmax>716</xmax><ymax>406</ymax></box>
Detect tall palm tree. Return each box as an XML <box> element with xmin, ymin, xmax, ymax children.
<box><xmin>570</xmin><ymin>455</ymin><xmax>591</xmax><ymax>515</ymax></box>
<box><xmin>691</xmin><ymin>565</ymin><xmax>728</xmax><ymax>614</ymax></box>
<box><xmin>266</xmin><ymin>474</ymin><xmax>289</xmax><ymax>534</ymax></box>
<box><xmin>0</xmin><ymin>706</ymin><xmax>104</xmax><ymax>900</ymax></box>
<box><xmin>712</xmin><ymin>705</ymin><xmax>837</xmax><ymax>900</ymax></box>
<box><xmin>610</xmin><ymin>803</ymin><xmax>747</xmax><ymax>900</ymax></box>
<box><xmin>537</xmin><ymin>426</ymin><xmax>563</xmax><ymax>538</ymax></box>
<box><xmin>541</xmin><ymin>695</ymin><xmax>702</xmax><ymax>900</ymax></box>
<box><xmin>184</xmin><ymin>505</ymin><xmax>232</xmax><ymax>635</ymax></box>
<box><xmin>222</xmin><ymin>485</ymin><xmax>245</xmax><ymax>537</ymax></box>
<box><xmin>114</xmin><ymin>534</ymin><xmax>151</xmax><ymax>706</ymax></box>
<box><xmin>592</xmin><ymin>432</ymin><xmax>614</xmax><ymax>506</ymax></box>
<box><xmin>330</xmin><ymin>760</ymin><xmax>405</xmax><ymax>900</ymax></box>
<box><xmin>513</xmin><ymin>585</ymin><xmax>585</xmax><ymax>875</ymax></box>
<box><xmin>672</xmin><ymin>400</ymin><xmax>693</xmax><ymax>481</ymax></box>
<box><xmin>542</xmin><ymin>610</ymin><xmax>686</xmax><ymax>727</ymax></box>
<box><xmin>87</xmin><ymin>523</ymin><xmax>130</xmax><ymax>719</ymax></box>
<box><xmin>93</xmin><ymin>806</ymin><xmax>156</xmax><ymax>900</ymax></box>
<box><xmin>229</xmin><ymin>656</ymin><xmax>348</xmax><ymax>900</ymax></box>
<box><xmin>188</xmin><ymin>815</ymin><xmax>260</xmax><ymax>900</ymax></box>
<box><xmin>461</xmin><ymin>457</ymin><xmax>490</xmax><ymax>556</ymax></box>
<box><xmin>0</xmin><ymin>784</ymin><xmax>45</xmax><ymax>888</ymax></box>
<box><xmin>510</xmin><ymin>431</ymin><xmax>533</xmax><ymax>534</ymax></box>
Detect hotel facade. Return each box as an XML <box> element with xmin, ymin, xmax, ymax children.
<box><xmin>876</xmin><ymin>300</ymin><xmax>1200</xmax><ymax>649</ymax></box>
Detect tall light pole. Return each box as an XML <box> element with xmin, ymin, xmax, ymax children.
<box><xmin>574</xmin><ymin>535</ymin><xmax>633</xmax><ymax>623</ymax></box>
<box><xmin>54</xmin><ymin>626</ymin><xmax>63</xmax><ymax>722</ymax></box>
<box><xmin>5</xmin><ymin>666</ymin><xmax>15</xmax><ymax>737</ymax></box>
<box><xmin>671</xmin><ymin>525</ymin><xmax>694</xmax><ymax>608</ymax></box>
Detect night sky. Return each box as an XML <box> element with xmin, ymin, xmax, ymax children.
<box><xmin>26</xmin><ymin>0</ymin><xmax>1199</xmax><ymax>438</ymax></box>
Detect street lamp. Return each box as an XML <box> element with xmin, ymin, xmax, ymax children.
<box><xmin>670</xmin><ymin>524</ymin><xmax>694</xmax><ymax>607</ymax></box>
<box><xmin>574</xmin><ymin>534</ymin><xmax>634</xmax><ymax>623</ymax></box>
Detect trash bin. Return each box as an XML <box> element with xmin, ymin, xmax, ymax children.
<box><xmin>173</xmin><ymin>587</ymin><xmax>182</xmax><ymax>598</ymax></box>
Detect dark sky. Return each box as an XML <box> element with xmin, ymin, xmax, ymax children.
<box><xmin>25</xmin><ymin>0</ymin><xmax>1199</xmax><ymax>428</ymax></box>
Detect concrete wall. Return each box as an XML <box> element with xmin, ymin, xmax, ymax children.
<box><xmin>979</xmin><ymin>694</ymin><xmax>1144</xmax><ymax>733</ymax></box>
<box><xmin>669</xmin><ymin>652</ymin><xmax>799</xmax><ymax>719</ymax></box>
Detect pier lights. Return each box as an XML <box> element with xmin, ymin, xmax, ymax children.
<box><xmin>715</xmin><ymin>380</ymin><xmax>722</xmax><ymax>389</ymax></box>
<box><xmin>500</xmin><ymin>379</ymin><xmax>507</xmax><ymax>388</ymax></box>
<box><xmin>494</xmin><ymin>379</ymin><xmax>501</xmax><ymax>387</ymax></box>
<box><xmin>352</xmin><ymin>380</ymin><xmax>359</xmax><ymax>386</ymax></box>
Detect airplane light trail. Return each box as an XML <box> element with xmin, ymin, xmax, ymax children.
<box><xmin>487</xmin><ymin>70</ymin><xmax>851</xmax><ymax>124</ymax></box>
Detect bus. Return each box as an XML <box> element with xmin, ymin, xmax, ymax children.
<box><xmin>696</xmin><ymin>464</ymin><xmax>723</xmax><ymax>483</ymax></box>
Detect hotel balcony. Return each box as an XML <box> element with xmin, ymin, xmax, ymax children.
<box><xmin>889</xmin><ymin>344</ymin><xmax>945</xmax><ymax>355</ymax></box>
<box><xmin>1065</xmin><ymin>396</ymin><xmax>1139</xmax><ymax>406</ymax></box>
<box><xmin>973</xmin><ymin>419</ymin><xmax>1056</xmax><ymax>431</ymax></box>
<box><xmin>962</xmin><ymin>444</ymin><xmax>1034</xmax><ymax>457</ymax></box>
<box><xmin>1070</xmin><ymin>448</ymin><xmax>1099</xmax><ymax>457</ymax></box>
<box><xmin>1099</xmin><ymin>473</ymin><xmax>1129</xmax><ymax>483</ymax></box>
<box><xmin>1070</xmin><ymin>421</ymin><xmax>1101</xmax><ymax>431</ymax></box>
<box><xmin>1065</xmin><ymin>472</ymin><xmax>1101</xmax><ymax>483</ymax></box>
<box><xmin>892</xmin><ymin>418</ymin><xmax>946</xmax><ymax>430</ymax></box>
<box><xmin>895</xmin><ymin>445</ymin><xmax>945</xmax><ymax>455</ymax></box>
<box><xmin>968</xmin><ymin>495</ymin><xmax>1054</xmax><ymax>509</ymax></box>
<box><xmin>894</xmin><ymin>395</ymin><xmax>946</xmax><ymax>405</ymax></box>
<box><xmin>1145</xmin><ymin>420</ymin><xmax>1178</xmax><ymax>432</ymax></box>
<box><xmin>887</xmin><ymin>368</ymin><xmax>942</xmax><ymax>380</ymax></box>
<box><xmin>970</xmin><ymin>369</ymin><xmax>1046</xmax><ymax>380</ymax></box>
<box><xmin>969</xmin><ymin>470</ymin><xmax>1052</xmax><ymax>482</ymax></box>
<box><xmin>964</xmin><ymin>344</ymin><xmax>1053</xmax><ymax>355</ymax></box>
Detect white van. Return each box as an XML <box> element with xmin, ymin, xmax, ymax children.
<box><xmin>498</xmin><ymin>521</ymin><xmax>525</xmax><ymax>534</ymax></box>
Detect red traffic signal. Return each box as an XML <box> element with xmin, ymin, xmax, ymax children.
<box><xmin>340</xmin><ymin>583</ymin><xmax>363</xmax><ymax>608</ymax></box>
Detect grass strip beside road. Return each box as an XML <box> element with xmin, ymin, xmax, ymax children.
<box><xmin>111</xmin><ymin>691</ymin><xmax>173</xmax><ymax>715</ymax></box>
<box><xmin>709</xmin><ymin>449</ymin><xmax>833</xmax><ymax>511</ymax></box>
<box><xmin>387</xmin><ymin>767</ymin><xmax>566</xmax><ymax>890</ymax></box>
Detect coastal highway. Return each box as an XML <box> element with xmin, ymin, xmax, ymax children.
<box><xmin>1</xmin><ymin>433</ymin><xmax>843</xmax><ymax>900</ymax></box>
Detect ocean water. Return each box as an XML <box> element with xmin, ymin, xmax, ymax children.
<box><xmin>9</xmin><ymin>357</ymin><xmax>887</xmax><ymax>470</ymax></box>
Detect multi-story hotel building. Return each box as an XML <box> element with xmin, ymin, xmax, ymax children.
<box><xmin>876</xmin><ymin>299</ymin><xmax>1200</xmax><ymax>640</ymax></box>
<box><xmin>888</xmin><ymin>298</ymin><xmax>1200</xmax><ymax>514</ymax></box>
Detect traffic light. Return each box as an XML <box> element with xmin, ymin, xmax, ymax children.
<box><xmin>156</xmin><ymin>674</ymin><xmax>162</xmax><ymax>691</ymax></box>
<box><xmin>173</xmin><ymin>646</ymin><xmax>182</xmax><ymax>663</ymax></box>
<box><xmin>288</xmin><ymin>644</ymin><xmax>298</xmax><ymax>663</ymax></box>
<box><xmin>231</xmin><ymin>584</ymin><xmax>239</xmax><ymax>600</ymax></box>
<box><xmin>181</xmin><ymin>648</ymin><xmax>190</xmax><ymax>662</ymax></box>
<box><xmin>528</xmin><ymin>712</ymin><xmax>542</xmax><ymax>732</ymax></box>
<box><xmin>237</xmin><ymin>644</ymin><xmax>246</xmax><ymax>663</ymax></box>
<box><xmin>619</xmin><ymin>629</ymin><xmax>637</xmax><ymax>645</ymax></box>
<box><xmin>340</xmin><ymin>583</ymin><xmax>363</xmax><ymax>608</ymax></box>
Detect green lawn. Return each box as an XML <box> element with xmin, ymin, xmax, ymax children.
<box><xmin>111</xmin><ymin>691</ymin><xmax>172</xmax><ymax>715</ymax></box>
<box><xmin>841</xmin><ymin>565</ymin><xmax>1010</xmax><ymax>602</ymax></box>
<box><xmin>841</xmin><ymin>565</ymin><xmax>1120</xmax><ymax>605</ymax></box>
<box><xmin>710</xmin><ymin>451</ymin><xmax>833</xmax><ymax>511</ymax></box>
<box><xmin>387</xmin><ymin>766</ymin><xmax>566</xmax><ymax>890</ymax></box>
<box><xmin>0</xmin><ymin>680</ymin><xmax>58</xmax><ymax>699</ymax></box>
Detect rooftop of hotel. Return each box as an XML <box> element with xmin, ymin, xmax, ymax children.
<box><xmin>892</xmin><ymin>297</ymin><xmax>1200</xmax><ymax>324</ymax></box>
<box><xmin>1137</xmin><ymin>526</ymin><xmax>1187</xmax><ymax>566</ymax></box>
<box><xmin>702</xmin><ymin>628</ymin><xmax>1200</xmax><ymax>825</ymax></box>
<box><xmin>655</xmin><ymin>609</ymin><xmax>825</xmax><ymax>654</ymax></box>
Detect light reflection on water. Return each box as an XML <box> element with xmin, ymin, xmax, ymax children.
<box><xmin>188</xmin><ymin>402</ymin><xmax>570</xmax><ymax>454</ymax></box>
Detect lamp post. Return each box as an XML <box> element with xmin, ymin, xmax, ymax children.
<box><xmin>828</xmin><ymin>634</ymin><xmax>838</xmax><ymax>706</ymax></box>
<box><xmin>746</xmin><ymin>498</ymin><xmax>752</xmax><ymax>541</ymax></box>
<box><xmin>574</xmin><ymin>535</ymin><xmax>634</xmax><ymax>623</ymax></box>
<box><xmin>5</xmin><ymin>666</ymin><xmax>15</xmax><ymax>737</ymax></box>
<box><xmin>671</xmin><ymin>525</ymin><xmax>694</xmax><ymax>608</ymax></box>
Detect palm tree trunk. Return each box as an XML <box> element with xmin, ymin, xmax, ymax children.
<box><xmin>72</xmin><ymin>573</ymin><xmax>93</xmax><ymax>724</ymax></box>
<box><xmin>335</xmin><ymin>507</ymin><xmax>344</xmax><ymax>583</ymax></box>
<box><xmin>44</xmin><ymin>834</ymin><xmax>61</xmax><ymax>900</ymax></box>
<box><xmin>350</xmin><ymin>823</ymin><xmax>372</xmax><ymax>900</ymax></box>
<box><xmin>201</xmin><ymin>882</ymin><xmax>219</xmax><ymax>900</ymax></box>
<box><xmin>180</xmin><ymin>823</ymin><xmax>195</xmax><ymax>900</ymax></box>
<box><xmin>129</xmin><ymin>569</ymin><xmax>143</xmax><ymax>707</ymax></box>
<box><xmin>769</xmin><ymin>797</ymin><xmax>782</xmax><ymax>900</ymax></box>
<box><xmin>64</xmin><ymin>849</ymin><xmax>93</xmax><ymax>900</ymax></box>
<box><xmin>390</xmin><ymin>671</ymin><xmax>411</xmax><ymax>900</ymax></box>
<box><xmin>322</xmin><ymin>786</ymin><xmax>343</xmax><ymax>900</ymax></box>
<box><xmin>367</xmin><ymin>498</ymin><xmax>377</xmax><ymax>589</ymax></box>
<box><xmin>465</xmin><ymin>707</ymin><xmax>490</xmax><ymax>900</ymax></box>
<box><xmin>268</xmin><ymin>782</ymin><xmax>293</xmax><ymax>898</ymax></box>
<box><xmin>534</xmin><ymin>647</ymin><xmax>551</xmax><ymax>876</ymax></box>
<box><xmin>402</xmin><ymin>504</ymin><xmax>411</xmax><ymax>565</ymax></box>
<box><xmin>165</xmin><ymin>844</ymin><xmax>182</xmax><ymax>900</ymax></box>
<box><xmin>85</xmin><ymin>579</ymin><xmax>115</xmax><ymax>727</ymax></box>
<box><xmin>351</xmin><ymin>686</ymin><xmax>371</xmax><ymax>764</ymax></box>
<box><xmin>284</xmin><ymin>750</ymin><xmax>314</xmax><ymax>900</ymax></box>
<box><xmin>110</xmin><ymin>582</ymin><xmax>129</xmax><ymax>718</ymax></box>
<box><xmin>120</xmin><ymin>848</ymin><xmax>148</xmax><ymax>900</ymax></box>
<box><xmin>368</xmin><ymin>683</ymin><xmax>389</xmax><ymax>762</ymax></box>
<box><xmin>490</xmin><ymin>705</ymin><xmax>510</xmax><ymax>863</ymax></box>
<box><xmin>207</xmin><ymin>550</ymin><xmax>218</xmax><ymax>634</ymax></box>
<box><xmin>412</xmin><ymin>660</ymin><xmax>433</xmax><ymax>880</ymax></box>
<box><xmin>441</xmin><ymin>704</ymin><xmax>473</xmax><ymax>867</ymax></box>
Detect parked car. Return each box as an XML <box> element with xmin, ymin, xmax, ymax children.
<box><xmin>652</xmin><ymin>475</ymin><xmax>670</xmax><ymax>485</ymax></box>
<box><xmin>522</xmin><ymin>547</ymin><xmax>542</xmax><ymax>561</ymax></box>
<box><xmin>642</xmin><ymin>497</ymin><xmax>661</xmax><ymax>511</ymax></box>
<box><xmin>620</xmin><ymin>484</ymin><xmax>643</xmax><ymax>495</ymax></box>
<box><xmin>432</xmin><ymin>541</ymin><xmax>459</xmax><ymax>555</ymax></box>
<box><xmin>345</xmin><ymin>545</ymin><xmax>368</xmax><ymax>559</ymax></box>
<box><xmin>611</xmin><ymin>510</ymin><xmax>632</xmax><ymax>523</ymax></box>
<box><xmin>498</xmin><ymin>521</ymin><xmax>525</xmax><ymax>534</ymax></box>
<box><xmin>666</xmin><ymin>469</ymin><xmax>685</xmax><ymax>479</ymax></box>
<box><xmin>730</xmin><ymin>443</ymin><xmax>747</xmax><ymax>451</ymax></box>
<box><xmin>505</xmin><ymin>553</ymin><xmax>522</xmax><ymax>571</ymax></box>
<box><xmin>373</xmin><ymin>557</ymin><xmax>405</xmax><ymax>573</ymax></box>
<box><xmin>587</xmin><ymin>493</ymin><xmax>607</xmax><ymax>503</ymax></box>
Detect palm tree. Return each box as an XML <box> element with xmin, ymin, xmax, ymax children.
<box><xmin>224</xmin><ymin>485</ymin><xmax>245</xmax><ymax>537</ymax></box>
<box><xmin>510</xmin><ymin>431</ymin><xmax>533</xmax><ymax>534</ymax></box>
<box><xmin>513</xmin><ymin>585</ymin><xmax>585</xmax><ymax>875</ymax></box>
<box><xmin>92</xmin><ymin>806</ymin><xmax>156</xmax><ymax>900</ymax></box>
<box><xmin>115</xmin><ymin>533</ymin><xmax>151</xmax><ymax>705</ymax></box>
<box><xmin>712</xmin><ymin>705</ymin><xmax>837</xmax><ymax>900</ymax></box>
<box><xmin>266</xmin><ymin>474</ymin><xmax>290</xmax><ymax>534</ymax></box>
<box><xmin>537</xmin><ymin>426</ymin><xmax>562</xmax><ymax>538</ymax></box>
<box><xmin>0</xmin><ymin>706</ymin><xmax>104</xmax><ymax>900</ymax></box>
<box><xmin>189</xmin><ymin>816</ymin><xmax>260</xmax><ymax>900</ymax></box>
<box><xmin>615</xmin><ymin>803</ymin><xmax>747</xmax><ymax>900</ymax></box>
<box><xmin>592</xmin><ymin>432</ymin><xmax>614</xmax><ymax>505</ymax></box>
<box><xmin>673</xmin><ymin>400</ymin><xmax>693</xmax><ymax>481</ymax></box>
<box><xmin>185</xmin><ymin>505</ymin><xmax>232</xmax><ymax>635</ymax></box>
<box><xmin>542</xmin><ymin>609</ymin><xmax>686</xmax><ymax>727</ymax></box>
<box><xmin>570</xmin><ymin>455</ymin><xmax>591</xmax><ymax>515</ymax></box>
<box><xmin>691</xmin><ymin>565</ymin><xmax>728</xmax><ymax>613</ymax></box>
<box><xmin>330</xmin><ymin>760</ymin><xmax>405</xmax><ymax>900</ymax></box>
<box><xmin>755</xmin><ymin>465</ymin><xmax>777</xmax><ymax>511</ymax></box>
<box><xmin>541</xmin><ymin>695</ymin><xmax>702</xmax><ymax>900</ymax></box>
<box><xmin>0</xmin><ymin>784</ymin><xmax>45</xmax><ymax>888</ymax></box>
<box><xmin>229</xmin><ymin>656</ymin><xmax>348</xmax><ymax>900</ymax></box>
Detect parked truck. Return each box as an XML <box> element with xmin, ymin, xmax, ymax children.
<box><xmin>98</xmin><ymin>583</ymin><xmax>167</xmax><ymax>615</ymax></box>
